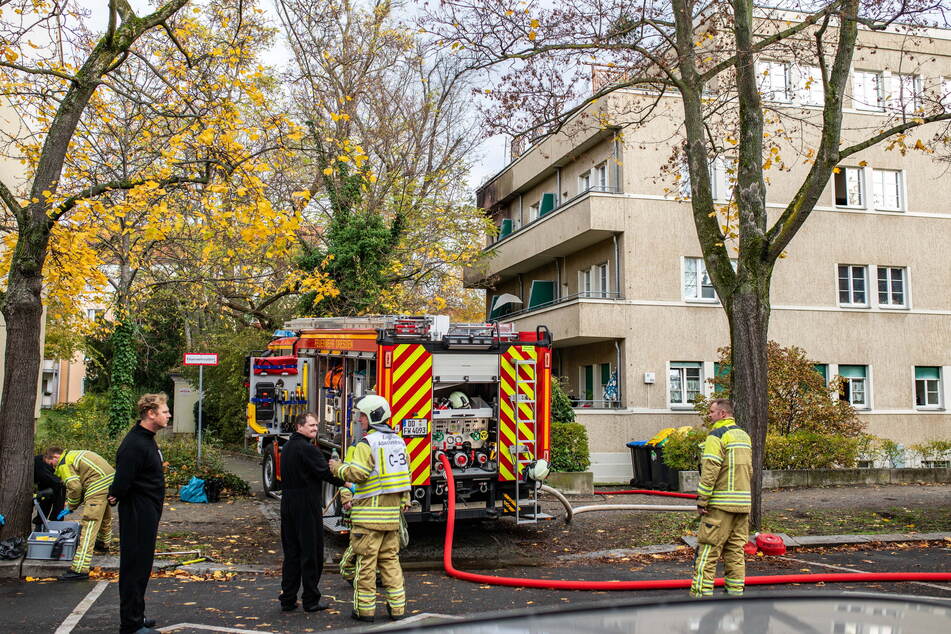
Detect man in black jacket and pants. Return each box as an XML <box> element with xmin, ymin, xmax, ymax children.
<box><xmin>109</xmin><ymin>394</ymin><xmax>169</xmax><ymax>634</ymax></box>
<box><xmin>279</xmin><ymin>411</ymin><xmax>345</xmax><ymax>612</ymax></box>
<box><xmin>34</xmin><ymin>448</ymin><xmax>66</xmax><ymax>528</ymax></box>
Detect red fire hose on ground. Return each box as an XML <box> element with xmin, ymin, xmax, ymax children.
<box><xmin>438</xmin><ymin>455</ymin><xmax>951</xmax><ymax>591</ymax></box>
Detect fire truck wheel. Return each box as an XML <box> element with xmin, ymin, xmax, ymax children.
<box><xmin>262</xmin><ymin>447</ymin><xmax>281</xmax><ymax>500</ymax></box>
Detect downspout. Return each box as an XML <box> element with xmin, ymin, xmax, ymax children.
<box><xmin>615</xmin><ymin>339</ymin><xmax>622</xmax><ymax>408</ymax></box>
<box><xmin>556</xmin><ymin>167</ymin><xmax>562</xmax><ymax>206</ymax></box>
<box><xmin>613</xmin><ymin>132</ymin><xmax>622</xmax><ymax>193</ymax></box>
<box><xmin>556</xmin><ymin>258</ymin><xmax>561</xmax><ymax>300</ymax></box>
<box><xmin>612</xmin><ymin>234</ymin><xmax>620</xmax><ymax>298</ymax></box>
<box><xmin>518</xmin><ymin>194</ymin><xmax>523</xmax><ymax>228</ymax></box>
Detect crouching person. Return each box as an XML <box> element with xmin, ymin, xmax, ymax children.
<box><xmin>329</xmin><ymin>395</ymin><xmax>410</xmax><ymax>623</ymax></box>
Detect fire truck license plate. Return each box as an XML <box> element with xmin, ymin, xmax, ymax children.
<box><xmin>401</xmin><ymin>418</ymin><xmax>429</xmax><ymax>437</ymax></box>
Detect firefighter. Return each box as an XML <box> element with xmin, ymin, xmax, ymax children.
<box><xmin>690</xmin><ymin>398</ymin><xmax>752</xmax><ymax>598</ymax></box>
<box><xmin>278</xmin><ymin>411</ymin><xmax>345</xmax><ymax>612</ymax></box>
<box><xmin>329</xmin><ymin>395</ymin><xmax>411</xmax><ymax>623</ymax></box>
<box><xmin>51</xmin><ymin>448</ymin><xmax>115</xmax><ymax>581</ymax></box>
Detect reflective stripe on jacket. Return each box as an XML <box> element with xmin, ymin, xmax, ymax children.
<box><xmin>696</xmin><ymin>418</ymin><xmax>752</xmax><ymax>513</ymax></box>
<box><xmin>54</xmin><ymin>450</ymin><xmax>115</xmax><ymax>509</ymax></box>
<box><xmin>334</xmin><ymin>428</ymin><xmax>411</xmax><ymax>530</ymax></box>
<box><xmin>350</xmin><ymin>429</ymin><xmax>411</xmax><ymax>500</ymax></box>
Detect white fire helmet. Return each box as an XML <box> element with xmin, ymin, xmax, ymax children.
<box><xmin>355</xmin><ymin>394</ymin><xmax>391</xmax><ymax>425</ymax></box>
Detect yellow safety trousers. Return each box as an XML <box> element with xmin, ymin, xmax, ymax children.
<box><xmin>690</xmin><ymin>507</ymin><xmax>749</xmax><ymax>598</ymax></box>
<box><xmin>72</xmin><ymin>492</ymin><xmax>112</xmax><ymax>574</ymax></box>
<box><xmin>350</xmin><ymin>528</ymin><xmax>405</xmax><ymax>617</ymax></box>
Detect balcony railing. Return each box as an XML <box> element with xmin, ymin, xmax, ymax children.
<box><xmin>489</xmin><ymin>185</ymin><xmax>622</xmax><ymax>246</ymax></box>
<box><xmin>572</xmin><ymin>399</ymin><xmax>623</xmax><ymax>410</ymax></box>
<box><xmin>493</xmin><ymin>290</ymin><xmax>623</xmax><ymax>321</ymax></box>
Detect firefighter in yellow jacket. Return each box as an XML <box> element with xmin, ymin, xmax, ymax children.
<box><xmin>50</xmin><ymin>448</ymin><xmax>116</xmax><ymax>581</ymax></box>
<box><xmin>329</xmin><ymin>395</ymin><xmax>411</xmax><ymax>623</ymax></box>
<box><xmin>690</xmin><ymin>398</ymin><xmax>752</xmax><ymax>598</ymax></box>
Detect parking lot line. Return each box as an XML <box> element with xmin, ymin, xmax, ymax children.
<box><xmin>158</xmin><ymin>624</ymin><xmax>275</xmax><ymax>633</ymax></box>
<box><xmin>54</xmin><ymin>580</ymin><xmax>109</xmax><ymax>634</ymax></box>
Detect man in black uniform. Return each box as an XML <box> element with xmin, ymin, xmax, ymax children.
<box><xmin>279</xmin><ymin>411</ymin><xmax>345</xmax><ymax>612</ymax></box>
<box><xmin>34</xmin><ymin>447</ymin><xmax>66</xmax><ymax>529</ymax></box>
<box><xmin>109</xmin><ymin>393</ymin><xmax>169</xmax><ymax>634</ymax></box>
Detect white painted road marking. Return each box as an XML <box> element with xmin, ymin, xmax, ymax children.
<box><xmin>778</xmin><ymin>555</ymin><xmax>951</xmax><ymax>594</ymax></box>
<box><xmin>54</xmin><ymin>580</ymin><xmax>109</xmax><ymax>634</ymax></box>
<box><xmin>159</xmin><ymin>624</ymin><xmax>275</xmax><ymax>633</ymax></box>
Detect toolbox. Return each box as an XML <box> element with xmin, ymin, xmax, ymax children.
<box><xmin>26</xmin><ymin>495</ymin><xmax>81</xmax><ymax>561</ymax></box>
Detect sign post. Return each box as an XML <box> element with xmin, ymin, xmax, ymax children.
<box><xmin>183</xmin><ymin>353</ymin><xmax>219</xmax><ymax>466</ymax></box>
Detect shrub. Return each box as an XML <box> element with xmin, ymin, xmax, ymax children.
<box><xmin>661</xmin><ymin>427</ymin><xmax>709</xmax><ymax>471</ymax></box>
<box><xmin>877</xmin><ymin>438</ymin><xmax>906</xmax><ymax>468</ymax></box>
<box><xmin>909</xmin><ymin>440</ymin><xmax>951</xmax><ymax>466</ymax></box>
<box><xmin>550</xmin><ymin>376</ymin><xmax>576</xmax><ymax>424</ymax></box>
<box><xmin>37</xmin><ymin>395</ymin><xmax>250</xmax><ymax>497</ymax></box>
<box><xmin>764</xmin><ymin>431</ymin><xmax>861</xmax><ymax>470</ymax></box>
<box><xmin>549</xmin><ymin>421</ymin><xmax>591</xmax><ymax>472</ymax></box>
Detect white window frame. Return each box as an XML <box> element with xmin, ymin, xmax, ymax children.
<box><xmin>578</xmin><ymin>268</ymin><xmax>592</xmax><ymax>297</ymax></box>
<box><xmin>683</xmin><ymin>257</ymin><xmax>716</xmax><ymax>302</ymax></box>
<box><xmin>757</xmin><ymin>60</ymin><xmax>790</xmax><ymax>102</ymax></box>
<box><xmin>579</xmin><ymin>170</ymin><xmax>591</xmax><ymax>194</ymax></box>
<box><xmin>838</xmin><ymin>264</ymin><xmax>869</xmax><ymax>307</ymax></box>
<box><xmin>792</xmin><ymin>64</ymin><xmax>824</xmax><ymax>106</ymax></box>
<box><xmin>853</xmin><ymin>70</ymin><xmax>884</xmax><ymax>111</ymax></box>
<box><xmin>914</xmin><ymin>367</ymin><xmax>943</xmax><ymax>409</ymax></box>
<box><xmin>595</xmin><ymin>262</ymin><xmax>609</xmax><ymax>298</ymax></box>
<box><xmin>871</xmin><ymin>168</ymin><xmax>904</xmax><ymax>211</ymax></box>
<box><xmin>838</xmin><ymin>365</ymin><xmax>869</xmax><ymax>409</ymax></box>
<box><xmin>594</xmin><ymin>162</ymin><xmax>608</xmax><ymax>191</ymax></box>
<box><xmin>876</xmin><ymin>266</ymin><xmax>907</xmax><ymax>309</ymax></box>
<box><xmin>528</xmin><ymin>201</ymin><xmax>540</xmax><ymax>222</ymax></box>
<box><xmin>834</xmin><ymin>166</ymin><xmax>865</xmax><ymax>208</ymax></box>
<box><xmin>669</xmin><ymin>362</ymin><xmax>703</xmax><ymax>408</ymax></box>
<box><xmin>943</xmin><ymin>78</ymin><xmax>951</xmax><ymax>112</ymax></box>
<box><xmin>710</xmin><ymin>157</ymin><xmax>733</xmax><ymax>202</ymax></box>
<box><xmin>887</xmin><ymin>73</ymin><xmax>922</xmax><ymax>115</ymax></box>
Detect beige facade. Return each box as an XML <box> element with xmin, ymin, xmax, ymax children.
<box><xmin>466</xmin><ymin>20</ymin><xmax>951</xmax><ymax>482</ymax></box>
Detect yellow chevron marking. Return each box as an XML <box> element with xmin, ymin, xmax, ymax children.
<box><xmin>517</xmin><ymin>422</ymin><xmax>535</xmax><ymax>441</ymax></box>
<box><xmin>413</xmin><ymin>465</ymin><xmax>430</xmax><ymax>485</ymax></box>
<box><xmin>499</xmin><ymin>397</ymin><xmax>514</xmax><ymax>421</ymax></box>
<box><xmin>395</xmin><ymin>391</ymin><xmax>431</xmax><ymax>423</ymax></box>
<box><xmin>393</xmin><ymin>356</ymin><xmax>430</xmax><ymax>404</ymax></box>
<box><xmin>517</xmin><ymin>402</ymin><xmax>535</xmax><ymax>421</ymax></box>
<box><xmin>392</xmin><ymin>345</ymin><xmax>424</xmax><ymax>379</ymax></box>
<box><xmin>409</xmin><ymin>442</ymin><xmax>429</xmax><ymax>473</ymax></box>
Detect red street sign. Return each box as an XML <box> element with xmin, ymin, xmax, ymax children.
<box><xmin>183</xmin><ymin>353</ymin><xmax>219</xmax><ymax>366</ymax></box>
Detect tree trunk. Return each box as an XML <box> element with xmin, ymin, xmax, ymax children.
<box><xmin>725</xmin><ymin>275</ymin><xmax>771</xmax><ymax>530</ymax></box>
<box><xmin>0</xmin><ymin>223</ymin><xmax>50</xmax><ymax>538</ymax></box>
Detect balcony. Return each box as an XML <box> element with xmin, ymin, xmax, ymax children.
<box><xmin>498</xmin><ymin>293</ymin><xmax>629</xmax><ymax>347</ymax></box>
<box><xmin>464</xmin><ymin>188</ymin><xmax>627</xmax><ymax>286</ymax></box>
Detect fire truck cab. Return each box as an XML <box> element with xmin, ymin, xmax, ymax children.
<box><xmin>247</xmin><ymin>315</ymin><xmax>553</xmax><ymax>529</ymax></box>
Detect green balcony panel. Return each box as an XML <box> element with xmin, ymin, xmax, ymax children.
<box><xmin>539</xmin><ymin>192</ymin><xmax>556</xmax><ymax>216</ymax></box>
<box><xmin>527</xmin><ymin>280</ymin><xmax>555</xmax><ymax>309</ymax></box>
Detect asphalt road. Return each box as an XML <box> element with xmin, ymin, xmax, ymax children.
<box><xmin>3</xmin><ymin>542</ymin><xmax>949</xmax><ymax>633</ymax></box>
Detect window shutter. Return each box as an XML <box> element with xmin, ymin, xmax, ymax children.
<box><xmin>539</xmin><ymin>192</ymin><xmax>556</xmax><ymax>216</ymax></box>
<box><xmin>527</xmin><ymin>280</ymin><xmax>555</xmax><ymax>308</ymax></box>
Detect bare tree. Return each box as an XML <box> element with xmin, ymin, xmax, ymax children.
<box><xmin>425</xmin><ymin>0</ymin><xmax>951</xmax><ymax>527</ymax></box>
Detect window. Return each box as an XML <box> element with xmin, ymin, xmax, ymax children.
<box><xmin>580</xmin><ymin>365</ymin><xmax>594</xmax><ymax>401</ymax></box>
<box><xmin>814</xmin><ymin>364</ymin><xmax>829</xmax><ymax>384</ymax></box>
<box><xmin>757</xmin><ymin>61</ymin><xmax>790</xmax><ymax>102</ymax></box>
<box><xmin>838</xmin><ymin>365</ymin><xmax>869</xmax><ymax>407</ymax></box>
<box><xmin>579</xmin><ymin>263</ymin><xmax>610</xmax><ymax>298</ymax></box>
<box><xmin>871</xmin><ymin>169</ymin><xmax>902</xmax><ymax>211</ymax></box>
<box><xmin>86</xmin><ymin>308</ymin><xmax>105</xmax><ymax>321</ymax></box>
<box><xmin>793</xmin><ymin>65</ymin><xmax>824</xmax><ymax>106</ymax></box>
<box><xmin>915</xmin><ymin>366</ymin><xmax>942</xmax><ymax>408</ymax></box>
<box><xmin>596</xmin><ymin>262</ymin><xmax>609</xmax><ymax>298</ymax></box>
<box><xmin>887</xmin><ymin>73</ymin><xmax>922</xmax><ymax>114</ymax></box>
<box><xmin>710</xmin><ymin>157</ymin><xmax>733</xmax><ymax>202</ymax></box>
<box><xmin>594</xmin><ymin>162</ymin><xmax>608</xmax><ymax>191</ymax></box>
<box><xmin>578</xmin><ymin>268</ymin><xmax>592</xmax><ymax>297</ymax></box>
<box><xmin>528</xmin><ymin>201</ymin><xmax>540</xmax><ymax>222</ymax></box>
<box><xmin>838</xmin><ymin>264</ymin><xmax>868</xmax><ymax>306</ymax></box>
<box><xmin>579</xmin><ymin>171</ymin><xmax>591</xmax><ymax>193</ymax></box>
<box><xmin>670</xmin><ymin>362</ymin><xmax>702</xmax><ymax>406</ymax></box>
<box><xmin>943</xmin><ymin>78</ymin><xmax>951</xmax><ymax>111</ymax></box>
<box><xmin>834</xmin><ymin>166</ymin><xmax>865</xmax><ymax>207</ymax></box>
<box><xmin>684</xmin><ymin>257</ymin><xmax>715</xmax><ymax>301</ymax></box>
<box><xmin>853</xmin><ymin>70</ymin><xmax>883</xmax><ymax>111</ymax></box>
<box><xmin>876</xmin><ymin>266</ymin><xmax>906</xmax><ymax>307</ymax></box>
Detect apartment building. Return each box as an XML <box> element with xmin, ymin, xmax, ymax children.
<box><xmin>465</xmin><ymin>17</ymin><xmax>951</xmax><ymax>482</ymax></box>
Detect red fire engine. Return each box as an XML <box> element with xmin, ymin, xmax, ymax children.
<box><xmin>247</xmin><ymin>315</ymin><xmax>553</xmax><ymax>528</ymax></box>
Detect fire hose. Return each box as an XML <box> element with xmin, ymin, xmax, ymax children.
<box><xmin>438</xmin><ymin>454</ymin><xmax>951</xmax><ymax>591</ymax></box>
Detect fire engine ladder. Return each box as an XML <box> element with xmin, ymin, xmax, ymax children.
<box><xmin>513</xmin><ymin>357</ymin><xmax>540</xmax><ymax>525</ymax></box>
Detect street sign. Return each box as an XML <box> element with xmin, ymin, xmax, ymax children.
<box><xmin>183</xmin><ymin>353</ymin><xmax>218</xmax><ymax>466</ymax></box>
<box><xmin>183</xmin><ymin>353</ymin><xmax>219</xmax><ymax>366</ymax></box>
